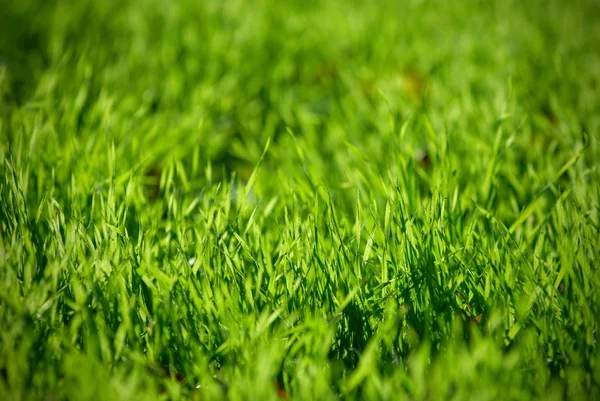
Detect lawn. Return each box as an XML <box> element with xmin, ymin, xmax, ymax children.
<box><xmin>1</xmin><ymin>0</ymin><xmax>600</xmax><ymax>400</ymax></box>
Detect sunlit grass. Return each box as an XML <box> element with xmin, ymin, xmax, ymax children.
<box><xmin>1</xmin><ymin>0</ymin><xmax>600</xmax><ymax>400</ymax></box>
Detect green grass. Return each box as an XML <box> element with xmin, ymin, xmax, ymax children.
<box><xmin>1</xmin><ymin>0</ymin><xmax>600</xmax><ymax>399</ymax></box>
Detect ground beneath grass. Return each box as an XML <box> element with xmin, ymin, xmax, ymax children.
<box><xmin>1</xmin><ymin>0</ymin><xmax>600</xmax><ymax>400</ymax></box>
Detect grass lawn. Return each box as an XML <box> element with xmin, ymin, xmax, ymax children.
<box><xmin>1</xmin><ymin>0</ymin><xmax>600</xmax><ymax>399</ymax></box>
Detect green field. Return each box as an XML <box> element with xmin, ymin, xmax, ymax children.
<box><xmin>1</xmin><ymin>0</ymin><xmax>600</xmax><ymax>399</ymax></box>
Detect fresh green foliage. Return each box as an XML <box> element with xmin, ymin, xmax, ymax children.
<box><xmin>1</xmin><ymin>0</ymin><xmax>600</xmax><ymax>400</ymax></box>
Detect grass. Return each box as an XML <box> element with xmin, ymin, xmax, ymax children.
<box><xmin>1</xmin><ymin>0</ymin><xmax>600</xmax><ymax>399</ymax></box>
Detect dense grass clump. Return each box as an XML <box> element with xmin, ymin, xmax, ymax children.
<box><xmin>1</xmin><ymin>0</ymin><xmax>600</xmax><ymax>399</ymax></box>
